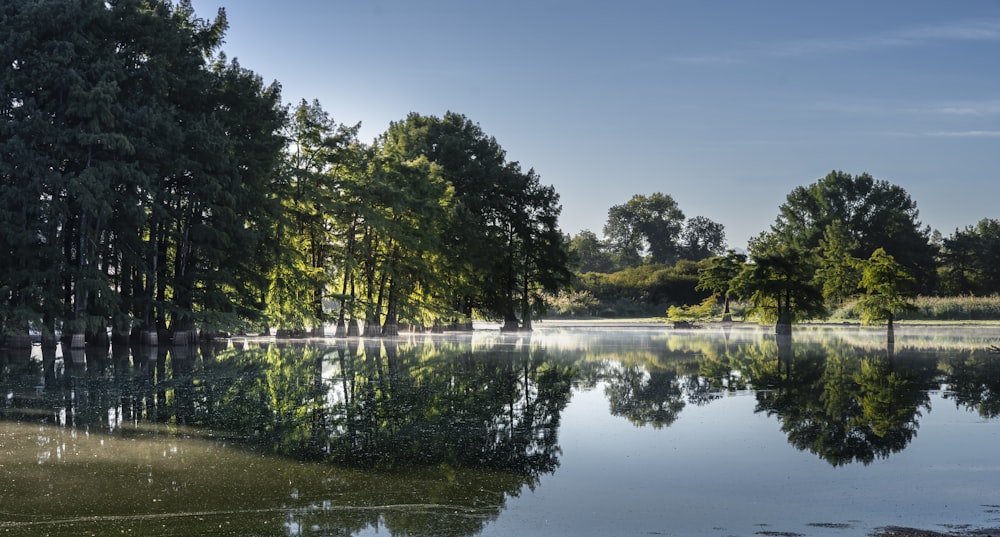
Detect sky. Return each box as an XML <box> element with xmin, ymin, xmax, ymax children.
<box><xmin>189</xmin><ymin>0</ymin><xmax>1000</xmax><ymax>251</ymax></box>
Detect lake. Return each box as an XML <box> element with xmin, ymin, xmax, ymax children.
<box><xmin>2</xmin><ymin>324</ymin><xmax>999</xmax><ymax>537</ymax></box>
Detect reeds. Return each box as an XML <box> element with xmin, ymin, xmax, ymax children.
<box><xmin>829</xmin><ymin>295</ymin><xmax>1000</xmax><ymax>321</ymax></box>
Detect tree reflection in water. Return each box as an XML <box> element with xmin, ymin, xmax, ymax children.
<box><xmin>604</xmin><ymin>364</ymin><xmax>685</xmax><ymax>428</ymax></box>
<box><xmin>3</xmin><ymin>327</ymin><xmax>1000</xmax><ymax>536</ymax></box>
<box><xmin>591</xmin><ymin>327</ymin><xmax>991</xmax><ymax>467</ymax></box>
<box><xmin>749</xmin><ymin>331</ymin><xmax>939</xmax><ymax>466</ymax></box>
<box><xmin>941</xmin><ymin>348</ymin><xmax>1000</xmax><ymax>418</ymax></box>
<box><xmin>0</xmin><ymin>335</ymin><xmax>576</xmax><ymax>537</ymax></box>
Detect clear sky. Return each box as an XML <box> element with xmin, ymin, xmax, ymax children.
<box><xmin>190</xmin><ymin>0</ymin><xmax>1000</xmax><ymax>251</ymax></box>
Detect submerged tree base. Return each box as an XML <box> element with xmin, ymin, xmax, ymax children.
<box><xmin>501</xmin><ymin>319</ymin><xmax>521</xmax><ymax>332</ymax></box>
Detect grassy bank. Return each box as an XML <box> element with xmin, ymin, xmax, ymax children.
<box><xmin>829</xmin><ymin>295</ymin><xmax>1000</xmax><ymax>322</ymax></box>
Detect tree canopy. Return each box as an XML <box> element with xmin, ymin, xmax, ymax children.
<box><xmin>5</xmin><ymin>2</ymin><xmax>1000</xmax><ymax>340</ymax></box>
<box><xmin>768</xmin><ymin>170</ymin><xmax>936</xmax><ymax>291</ymax></box>
<box><xmin>0</xmin><ymin>1</ymin><xmax>571</xmax><ymax>341</ymax></box>
<box><xmin>1</xmin><ymin>0</ymin><xmax>285</xmax><ymax>341</ymax></box>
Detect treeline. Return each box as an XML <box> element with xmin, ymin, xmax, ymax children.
<box><xmin>561</xmin><ymin>171</ymin><xmax>1000</xmax><ymax>323</ymax></box>
<box><xmin>553</xmin><ymin>193</ymin><xmax>726</xmax><ymax>316</ymax></box>
<box><xmin>0</xmin><ymin>1</ymin><xmax>568</xmax><ymax>344</ymax></box>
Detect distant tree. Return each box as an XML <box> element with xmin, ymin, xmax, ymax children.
<box><xmin>603</xmin><ymin>193</ymin><xmax>685</xmax><ymax>266</ymax></box>
<box><xmin>939</xmin><ymin>218</ymin><xmax>1000</xmax><ymax>295</ymax></box>
<box><xmin>857</xmin><ymin>248</ymin><xmax>916</xmax><ymax>330</ymax></box>
<box><xmin>680</xmin><ymin>216</ymin><xmax>726</xmax><ymax>261</ymax></box>
<box><xmin>567</xmin><ymin>230</ymin><xmax>617</xmax><ymax>273</ymax></box>
<box><xmin>770</xmin><ymin>171</ymin><xmax>936</xmax><ymax>291</ymax></box>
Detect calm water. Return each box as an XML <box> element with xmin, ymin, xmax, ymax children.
<box><xmin>2</xmin><ymin>325</ymin><xmax>1000</xmax><ymax>536</ymax></box>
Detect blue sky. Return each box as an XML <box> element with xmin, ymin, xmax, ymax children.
<box><xmin>190</xmin><ymin>0</ymin><xmax>1000</xmax><ymax>251</ymax></box>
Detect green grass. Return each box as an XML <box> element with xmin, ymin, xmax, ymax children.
<box><xmin>829</xmin><ymin>294</ymin><xmax>1000</xmax><ymax>322</ymax></box>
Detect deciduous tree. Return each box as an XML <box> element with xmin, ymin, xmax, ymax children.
<box><xmin>770</xmin><ymin>171</ymin><xmax>936</xmax><ymax>291</ymax></box>
<box><xmin>604</xmin><ymin>193</ymin><xmax>685</xmax><ymax>266</ymax></box>
<box><xmin>680</xmin><ymin>216</ymin><xmax>726</xmax><ymax>261</ymax></box>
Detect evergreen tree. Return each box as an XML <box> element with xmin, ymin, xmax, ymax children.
<box><xmin>857</xmin><ymin>248</ymin><xmax>916</xmax><ymax>330</ymax></box>
<box><xmin>695</xmin><ymin>250</ymin><xmax>747</xmax><ymax>321</ymax></box>
<box><xmin>1</xmin><ymin>1</ymin><xmax>285</xmax><ymax>340</ymax></box>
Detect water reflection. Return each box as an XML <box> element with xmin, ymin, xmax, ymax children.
<box><xmin>2</xmin><ymin>327</ymin><xmax>1000</xmax><ymax>535</ymax></box>
<box><xmin>743</xmin><ymin>333</ymin><xmax>938</xmax><ymax>466</ymax></box>
<box><xmin>4</xmin><ymin>329</ymin><xmax>1000</xmax><ymax>468</ymax></box>
<box><xmin>1</xmin><ymin>335</ymin><xmax>577</xmax><ymax>537</ymax></box>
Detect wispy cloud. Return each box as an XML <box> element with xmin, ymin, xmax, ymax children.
<box><xmin>932</xmin><ymin>101</ymin><xmax>1000</xmax><ymax>116</ymax></box>
<box><xmin>671</xmin><ymin>19</ymin><xmax>1000</xmax><ymax>64</ymax></box>
<box><xmin>923</xmin><ymin>130</ymin><xmax>1000</xmax><ymax>138</ymax></box>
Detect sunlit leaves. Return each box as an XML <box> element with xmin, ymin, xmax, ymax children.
<box><xmin>857</xmin><ymin>248</ymin><xmax>916</xmax><ymax>327</ymax></box>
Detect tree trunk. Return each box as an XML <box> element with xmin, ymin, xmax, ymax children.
<box><xmin>347</xmin><ymin>318</ymin><xmax>360</xmax><ymax>337</ymax></box>
<box><xmin>381</xmin><ymin>278</ymin><xmax>398</xmax><ymax>337</ymax></box>
<box><xmin>520</xmin><ymin>272</ymin><xmax>533</xmax><ymax>332</ymax></box>
<box><xmin>501</xmin><ymin>312</ymin><xmax>520</xmax><ymax>332</ymax></box>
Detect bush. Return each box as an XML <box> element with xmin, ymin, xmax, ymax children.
<box><xmin>543</xmin><ymin>289</ymin><xmax>600</xmax><ymax>317</ymax></box>
<box><xmin>575</xmin><ymin>262</ymin><xmax>710</xmax><ymax>316</ymax></box>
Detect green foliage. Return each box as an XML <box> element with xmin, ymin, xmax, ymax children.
<box><xmin>575</xmin><ymin>262</ymin><xmax>707</xmax><ymax>317</ymax></box>
<box><xmin>680</xmin><ymin>216</ymin><xmax>727</xmax><ymax>261</ymax></box>
<box><xmin>0</xmin><ymin>0</ymin><xmax>285</xmax><ymax>337</ymax></box>
<box><xmin>381</xmin><ymin>113</ymin><xmax>570</xmax><ymax>330</ymax></box>
<box><xmin>769</xmin><ymin>170</ymin><xmax>937</xmax><ymax>292</ymax></box>
<box><xmin>814</xmin><ymin>222</ymin><xmax>863</xmax><ymax>305</ymax></box>
<box><xmin>567</xmin><ymin>230</ymin><xmax>617</xmax><ymax>273</ymax></box>
<box><xmin>733</xmin><ymin>243</ymin><xmax>826</xmax><ymax>327</ymax></box>
<box><xmin>695</xmin><ymin>250</ymin><xmax>746</xmax><ymax>317</ymax></box>
<box><xmin>0</xmin><ymin>4</ymin><xmax>572</xmax><ymax>338</ymax></box>
<box><xmin>666</xmin><ymin>295</ymin><xmax>720</xmax><ymax>323</ymax></box>
<box><xmin>939</xmin><ymin>218</ymin><xmax>1000</xmax><ymax>295</ymax></box>
<box><xmin>603</xmin><ymin>192</ymin><xmax>685</xmax><ymax>266</ymax></box>
<box><xmin>857</xmin><ymin>248</ymin><xmax>916</xmax><ymax>326</ymax></box>
<box><xmin>541</xmin><ymin>289</ymin><xmax>600</xmax><ymax>317</ymax></box>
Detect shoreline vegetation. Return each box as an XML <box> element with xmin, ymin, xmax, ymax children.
<box><xmin>656</xmin><ymin>294</ymin><xmax>1000</xmax><ymax>329</ymax></box>
<box><xmin>3</xmin><ymin>3</ymin><xmax>1000</xmax><ymax>351</ymax></box>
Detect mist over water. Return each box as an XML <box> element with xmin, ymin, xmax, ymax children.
<box><xmin>2</xmin><ymin>325</ymin><xmax>999</xmax><ymax>536</ymax></box>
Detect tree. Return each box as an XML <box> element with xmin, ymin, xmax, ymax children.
<box><xmin>567</xmin><ymin>230</ymin><xmax>616</xmax><ymax>273</ymax></box>
<box><xmin>857</xmin><ymin>248</ymin><xmax>916</xmax><ymax>330</ymax></box>
<box><xmin>695</xmin><ymin>250</ymin><xmax>747</xmax><ymax>321</ymax></box>
<box><xmin>733</xmin><ymin>242</ymin><xmax>825</xmax><ymax>333</ymax></box>
<box><xmin>603</xmin><ymin>193</ymin><xmax>685</xmax><ymax>266</ymax></box>
<box><xmin>504</xmin><ymin>166</ymin><xmax>571</xmax><ymax>331</ymax></box>
<box><xmin>939</xmin><ymin>218</ymin><xmax>1000</xmax><ymax>295</ymax></box>
<box><xmin>814</xmin><ymin>222</ymin><xmax>863</xmax><ymax>306</ymax></box>
<box><xmin>380</xmin><ymin>112</ymin><xmax>570</xmax><ymax>331</ymax></box>
<box><xmin>1</xmin><ymin>0</ymin><xmax>286</xmax><ymax>341</ymax></box>
<box><xmin>770</xmin><ymin>171</ymin><xmax>936</xmax><ymax>291</ymax></box>
<box><xmin>680</xmin><ymin>216</ymin><xmax>726</xmax><ymax>261</ymax></box>
<box><xmin>364</xmin><ymin>140</ymin><xmax>453</xmax><ymax>335</ymax></box>
<box><xmin>177</xmin><ymin>56</ymin><xmax>286</xmax><ymax>336</ymax></box>
<box><xmin>266</xmin><ymin>99</ymin><xmax>361</xmax><ymax>336</ymax></box>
